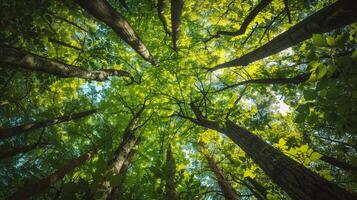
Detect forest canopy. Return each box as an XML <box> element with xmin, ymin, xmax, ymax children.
<box><xmin>1</xmin><ymin>0</ymin><xmax>357</xmax><ymax>199</ymax></box>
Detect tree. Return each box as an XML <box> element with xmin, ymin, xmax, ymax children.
<box><xmin>165</xmin><ymin>144</ymin><xmax>178</xmax><ymax>200</ymax></box>
<box><xmin>0</xmin><ymin>109</ymin><xmax>97</xmax><ymax>140</ymax></box>
<box><xmin>6</xmin><ymin>148</ymin><xmax>97</xmax><ymax>200</ymax></box>
<box><xmin>171</xmin><ymin>0</ymin><xmax>184</xmax><ymax>50</ymax></box>
<box><xmin>74</xmin><ymin>0</ymin><xmax>156</xmax><ymax>64</ymax></box>
<box><xmin>199</xmin><ymin>143</ymin><xmax>238</xmax><ymax>200</ymax></box>
<box><xmin>210</xmin><ymin>0</ymin><xmax>357</xmax><ymax>71</ymax></box>
<box><xmin>178</xmin><ymin>102</ymin><xmax>357</xmax><ymax>200</ymax></box>
<box><xmin>0</xmin><ymin>46</ymin><xmax>132</xmax><ymax>81</ymax></box>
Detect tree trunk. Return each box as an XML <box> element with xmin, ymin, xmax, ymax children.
<box><xmin>203</xmin><ymin>152</ymin><xmax>238</xmax><ymax>200</ymax></box>
<box><xmin>107</xmin><ymin>139</ymin><xmax>139</xmax><ymax>200</ymax></box>
<box><xmin>0</xmin><ymin>46</ymin><xmax>132</xmax><ymax>81</ymax></box>
<box><xmin>158</xmin><ymin>0</ymin><xmax>170</xmax><ymax>35</ymax></box>
<box><xmin>165</xmin><ymin>144</ymin><xmax>177</xmax><ymax>200</ymax></box>
<box><xmin>170</xmin><ymin>0</ymin><xmax>184</xmax><ymax>51</ymax></box>
<box><xmin>74</xmin><ymin>0</ymin><xmax>156</xmax><ymax>65</ymax></box>
<box><xmin>0</xmin><ymin>144</ymin><xmax>40</xmax><ymax>160</ymax></box>
<box><xmin>246</xmin><ymin>177</ymin><xmax>267</xmax><ymax>200</ymax></box>
<box><xmin>6</xmin><ymin>149</ymin><xmax>97</xmax><ymax>200</ymax></box>
<box><xmin>97</xmin><ymin>105</ymin><xmax>145</xmax><ymax>199</ymax></box>
<box><xmin>320</xmin><ymin>155</ymin><xmax>357</xmax><ymax>171</ymax></box>
<box><xmin>211</xmin><ymin>0</ymin><xmax>357</xmax><ymax>71</ymax></box>
<box><xmin>0</xmin><ymin>109</ymin><xmax>97</xmax><ymax>140</ymax></box>
<box><xmin>186</xmin><ymin>103</ymin><xmax>357</xmax><ymax>200</ymax></box>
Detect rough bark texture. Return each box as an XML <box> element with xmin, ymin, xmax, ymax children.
<box><xmin>0</xmin><ymin>46</ymin><xmax>132</xmax><ymax>81</ymax></box>
<box><xmin>187</xmin><ymin>103</ymin><xmax>357</xmax><ymax>200</ymax></box>
<box><xmin>0</xmin><ymin>109</ymin><xmax>97</xmax><ymax>140</ymax></box>
<box><xmin>218</xmin><ymin>73</ymin><xmax>310</xmax><ymax>91</ymax></box>
<box><xmin>97</xmin><ymin>105</ymin><xmax>145</xmax><ymax>199</ymax></box>
<box><xmin>107</xmin><ymin>139</ymin><xmax>139</xmax><ymax>200</ymax></box>
<box><xmin>320</xmin><ymin>155</ymin><xmax>357</xmax><ymax>171</ymax></box>
<box><xmin>6</xmin><ymin>149</ymin><xmax>97</xmax><ymax>200</ymax></box>
<box><xmin>170</xmin><ymin>0</ymin><xmax>184</xmax><ymax>51</ymax></box>
<box><xmin>0</xmin><ymin>144</ymin><xmax>38</xmax><ymax>160</ymax></box>
<box><xmin>165</xmin><ymin>145</ymin><xmax>178</xmax><ymax>200</ymax></box>
<box><xmin>74</xmin><ymin>0</ymin><xmax>155</xmax><ymax>64</ymax></box>
<box><xmin>211</xmin><ymin>0</ymin><xmax>357</xmax><ymax>71</ymax></box>
<box><xmin>204</xmin><ymin>153</ymin><xmax>238</xmax><ymax>200</ymax></box>
<box><xmin>158</xmin><ymin>0</ymin><xmax>170</xmax><ymax>34</ymax></box>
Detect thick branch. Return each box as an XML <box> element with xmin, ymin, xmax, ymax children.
<box><xmin>0</xmin><ymin>46</ymin><xmax>132</xmax><ymax>82</ymax></box>
<box><xmin>74</xmin><ymin>0</ymin><xmax>156</xmax><ymax>64</ymax></box>
<box><xmin>210</xmin><ymin>0</ymin><xmax>357</xmax><ymax>71</ymax></box>
<box><xmin>171</xmin><ymin>0</ymin><xmax>184</xmax><ymax>51</ymax></box>
<box><xmin>158</xmin><ymin>0</ymin><xmax>171</xmax><ymax>35</ymax></box>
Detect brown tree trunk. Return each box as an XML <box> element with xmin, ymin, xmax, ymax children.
<box><xmin>158</xmin><ymin>0</ymin><xmax>170</xmax><ymax>35</ymax></box>
<box><xmin>211</xmin><ymin>0</ymin><xmax>357</xmax><ymax>71</ymax></box>
<box><xmin>6</xmin><ymin>149</ymin><xmax>97</xmax><ymax>200</ymax></box>
<box><xmin>0</xmin><ymin>109</ymin><xmax>97</xmax><ymax>140</ymax></box>
<box><xmin>165</xmin><ymin>144</ymin><xmax>178</xmax><ymax>200</ymax></box>
<box><xmin>97</xmin><ymin>105</ymin><xmax>146</xmax><ymax>199</ymax></box>
<box><xmin>186</xmin><ymin>103</ymin><xmax>357</xmax><ymax>200</ymax></box>
<box><xmin>74</xmin><ymin>0</ymin><xmax>156</xmax><ymax>65</ymax></box>
<box><xmin>202</xmin><ymin>151</ymin><xmax>238</xmax><ymax>200</ymax></box>
<box><xmin>320</xmin><ymin>155</ymin><xmax>357</xmax><ymax>171</ymax></box>
<box><xmin>0</xmin><ymin>46</ymin><xmax>132</xmax><ymax>82</ymax></box>
<box><xmin>246</xmin><ymin>177</ymin><xmax>267</xmax><ymax>200</ymax></box>
<box><xmin>170</xmin><ymin>0</ymin><xmax>184</xmax><ymax>51</ymax></box>
<box><xmin>107</xmin><ymin>139</ymin><xmax>139</xmax><ymax>200</ymax></box>
<box><xmin>0</xmin><ymin>144</ymin><xmax>40</xmax><ymax>160</ymax></box>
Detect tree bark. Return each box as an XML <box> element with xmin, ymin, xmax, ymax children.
<box><xmin>74</xmin><ymin>0</ymin><xmax>156</xmax><ymax>65</ymax></box>
<box><xmin>158</xmin><ymin>0</ymin><xmax>170</xmax><ymax>35</ymax></box>
<box><xmin>202</xmin><ymin>151</ymin><xmax>238</xmax><ymax>200</ymax></box>
<box><xmin>170</xmin><ymin>0</ymin><xmax>184</xmax><ymax>51</ymax></box>
<box><xmin>210</xmin><ymin>0</ymin><xmax>357</xmax><ymax>71</ymax></box>
<box><xmin>0</xmin><ymin>109</ymin><xmax>97</xmax><ymax>140</ymax></box>
<box><xmin>320</xmin><ymin>155</ymin><xmax>357</xmax><ymax>172</ymax></box>
<box><xmin>0</xmin><ymin>144</ymin><xmax>39</xmax><ymax>160</ymax></box>
<box><xmin>97</xmin><ymin>105</ymin><xmax>145</xmax><ymax>199</ymax></box>
<box><xmin>165</xmin><ymin>144</ymin><xmax>178</xmax><ymax>200</ymax></box>
<box><xmin>185</xmin><ymin>103</ymin><xmax>357</xmax><ymax>200</ymax></box>
<box><xmin>0</xmin><ymin>46</ymin><xmax>132</xmax><ymax>81</ymax></box>
<box><xmin>107</xmin><ymin>139</ymin><xmax>139</xmax><ymax>200</ymax></box>
<box><xmin>246</xmin><ymin>177</ymin><xmax>267</xmax><ymax>200</ymax></box>
<box><xmin>6</xmin><ymin>149</ymin><xmax>97</xmax><ymax>200</ymax></box>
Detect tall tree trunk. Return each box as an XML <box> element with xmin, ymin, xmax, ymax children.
<box><xmin>184</xmin><ymin>103</ymin><xmax>357</xmax><ymax>200</ymax></box>
<box><xmin>0</xmin><ymin>109</ymin><xmax>97</xmax><ymax>140</ymax></box>
<box><xmin>165</xmin><ymin>144</ymin><xmax>177</xmax><ymax>200</ymax></box>
<box><xmin>0</xmin><ymin>144</ymin><xmax>40</xmax><ymax>160</ymax></box>
<box><xmin>6</xmin><ymin>149</ymin><xmax>97</xmax><ymax>200</ymax></box>
<box><xmin>107</xmin><ymin>139</ymin><xmax>139</xmax><ymax>200</ymax></box>
<box><xmin>158</xmin><ymin>0</ymin><xmax>170</xmax><ymax>34</ymax></box>
<box><xmin>200</xmin><ymin>148</ymin><xmax>238</xmax><ymax>200</ymax></box>
<box><xmin>210</xmin><ymin>0</ymin><xmax>357</xmax><ymax>71</ymax></box>
<box><xmin>320</xmin><ymin>155</ymin><xmax>357</xmax><ymax>171</ymax></box>
<box><xmin>246</xmin><ymin>177</ymin><xmax>267</xmax><ymax>200</ymax></box>
<box><xmin>170</xmin><ymin>0</ymin><xmax>184</xmax><ymax>51</ymax></box>
<box><xmin>97</xmin><ymin>105</ymin><xmax>145</xmax><ymax>199</ymax></box>
<box><xmin>74</xmin><ymin>0</ymin><xmax>156</xmax><ymax>65</ymax></box>
<box><xmin>0</xmin><ymin>46</ymin><xmax>132</xmax><ymax>82</ymax></box>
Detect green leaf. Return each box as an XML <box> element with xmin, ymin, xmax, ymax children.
<box><xmin>303</xmin><ymin>90</ymin><xmax>316</xmax><ymax>100</ymax></box>
<box><xmin>312</xmin><ymin>34</ymin><xmax>327</xmax><ymax>47</ymax></box>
